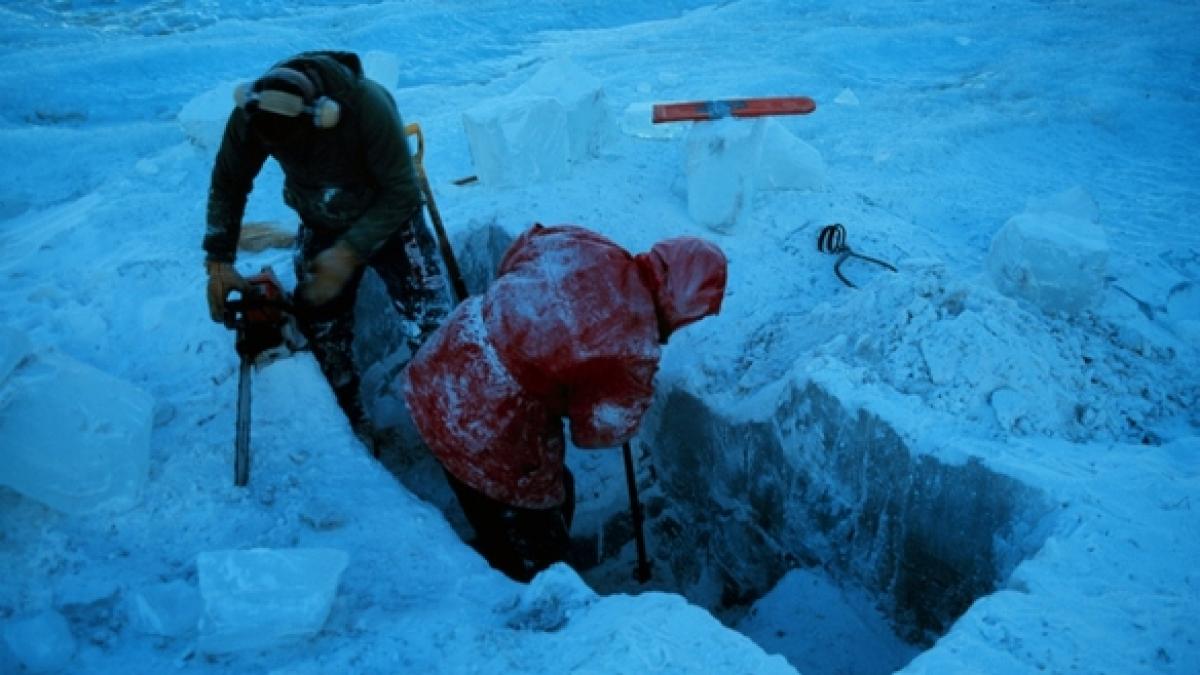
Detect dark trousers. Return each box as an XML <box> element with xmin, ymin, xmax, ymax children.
<box><xmin>443</xmin><ymin>469</ymin><xmax>576</xmax><ymax>583</ymax></box>
<box><xmin>293</xmin><ymin>210</ymin><xmax>450</xmax><ymax>432</ymax></box>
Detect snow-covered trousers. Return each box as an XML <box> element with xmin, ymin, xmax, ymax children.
<box><xmin>294</xmin><ymin>209</ymin><xmax>451</xmax><ymax>431</ymax></box>
<box><xmin>444</xmin><ymin>468</ymin><xmax>576</xmax><ymax>582</ymax></box>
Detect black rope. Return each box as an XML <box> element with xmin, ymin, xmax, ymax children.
<box><xmin>816</xmin><ymin>223</ymin><xmax>897</xmax><ymax>288</ymax></box>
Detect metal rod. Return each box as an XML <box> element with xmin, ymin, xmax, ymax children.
<box><xmin>622</xmin><ymin>441</ymin><xmax>652</xmax><ymax>583</ymax></box>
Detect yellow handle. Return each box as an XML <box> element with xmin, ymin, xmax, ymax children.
<box><xmin>404</xmin><ymin>122</ymin><xmax>425</xmax><ymax>166</ymax></box>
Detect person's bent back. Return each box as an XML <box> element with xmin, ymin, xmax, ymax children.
<box><xmin>403</xmin><ymin>223</ymin><xmax>726</xmax><ymax>580</ymax></box>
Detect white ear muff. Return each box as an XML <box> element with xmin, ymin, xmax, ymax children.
<box><xmin>233</xmin><ymin>82</ymin><xmax>253</xmax><ymax>109</ymax></box>
<box><xmin>311</xmin><ymin>96</ymin><xmax>340</xmax><ymax>129</ymax></box>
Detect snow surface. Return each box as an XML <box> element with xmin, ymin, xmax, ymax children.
<box><xmin>1</xmin><ymin>1</ymin><xmax>1198</xmax><ymax>674</ymax></box>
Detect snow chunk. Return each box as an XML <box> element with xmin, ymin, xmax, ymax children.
<box><xmin>462</xmin><ymin>96</ymin><xmax>570</xmax><ymax>187</ymax></box>
<box><xmin>685</xmin><ymin>118</ymin><xmax>766</xmax><ymax>232</ymax></box>
<box><xmin>987</xmin><ymin>209</ymin><xmax>1109</xmax><ymax>315</ymax></box>
<box><xmin>503</xmin><ymin>564</ymin><xmax>595</xmax><ymax>632</ymax></box>
<box><xmin>3</xmin><ymin>610</ymin><xmax>76</xmax><ymax>673</ymax></box>
<box><xmin>196</xmin><ymin>548</ymin><xmax>349</xmax><ymax>654</ymax></box>
<box><xmin>621</xmin><ymin>101</ymin><xmax>685</xmax><ymax>139</ymax></box>
<box><xmin>514</xmin><ymin>59</ymin><xmax>612</xmax><ymax>162</ymax></box>
<box><xmin>834</xmin><ymin>88</ymin><xmax>860</xmax><ymax>105</ymax></box>
<box><xmin>757</xmin><ymin>119</ymin><xmax>826</xmax><ymax>191</ymax></box>
<box><xmin>0</xmin><ymin>345</ymin><xmax>153</xmax><ymax>514</ymax></box>
<box><xmin>361</xmin><ymin>50</ymin><xmax>400</xmax><ymax>90</ymax></box>
<box><xmin>177</xmin><ymin>80</ymin><xmax>239</xmax><ymax>151</ymax></box>
<box><xmin>129</xmin><ymin>581</ymin><xmax>201</xmax><ymax>637</ymax></box>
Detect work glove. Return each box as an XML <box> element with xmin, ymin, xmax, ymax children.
<box><xmin>298</xmin><ymin>241</ymin><xmax>362</xmax><ymax>308</ymax></box>
<box><xmin>205</xmin><ymin>260</ymin><xmax>248</xmax><ymax>323</ymax></box>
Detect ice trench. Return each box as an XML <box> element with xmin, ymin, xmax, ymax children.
<box><xmin>354</xmin><ymin>231</ymin><xmax>1056</xmax><ymax>673</ymax></box>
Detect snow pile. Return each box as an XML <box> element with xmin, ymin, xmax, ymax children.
<box><xmin>987</xmin><ymin>187</ymin><xmax>1109</xmax><ymax>315</ymax></box>
<box><xmin>493</xmin><ymin>565</ymin><xmax>796</xmax><ymax>674</ymax></box>
<box><xmin>463</xmin><ymin>60</ymin><xmax>611</xmax><ymax>186</ymax></box>
<box><xmin>0</xmin><ymin>328</ymin><xmax>153</xmax><ymax>514</ymax></box>
<box><xmin>729</xmin><ymin>259</ymin><xmax>1192</xmax><ymax>443</ymax></box>
<box><xmin>196</xmin><ymin>547</ymin><xmax>349</xmax><ymax>654</ymax></box>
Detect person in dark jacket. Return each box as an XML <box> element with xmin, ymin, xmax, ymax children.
<box><xmin>203</xmin><ymin>51</ymin><xmax>451</xmax><ymax>438</ymax></box>
<box><xmin>403</xmin><ymin>223</ymin><xmax>727</xmax><ymax>582</ymax></box>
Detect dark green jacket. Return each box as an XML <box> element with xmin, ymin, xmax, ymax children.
<box><xmin>203</xmin><ymin>51</ymin><xmax>422</xmax><ymax>262</ymax></box>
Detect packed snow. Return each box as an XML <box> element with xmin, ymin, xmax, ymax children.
<box><xmin>1</xmin><ymin>1</ymin><xmax>1198</xmax><ymax>674</ymax></box>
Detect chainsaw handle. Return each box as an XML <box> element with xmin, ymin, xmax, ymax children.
<box><xmin>221</xmin><ymin>292</ymin><xmax>293</xmax><ymax>331</ymax></box>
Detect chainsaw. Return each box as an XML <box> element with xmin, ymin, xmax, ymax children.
<box><xmin>221</xmin><ymin>267</ymin><xmax>301</xmax><ymax>486</ymax></box>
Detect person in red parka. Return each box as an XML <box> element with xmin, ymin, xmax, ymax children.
<box><xmin>403</xmin><ymin>223</ymin><xmax>727</xmax><ymax>582</ymax></box>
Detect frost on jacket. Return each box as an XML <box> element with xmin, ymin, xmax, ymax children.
<box><xmin>404</xmin><ymin>224</ymin><xmax>726</xmax><ymax>509</ymax></box>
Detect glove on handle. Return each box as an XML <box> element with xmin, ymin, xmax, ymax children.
<box><xmin>206</xmin><ymin>261</ymin><xmax>249</xmax><ymax>323</ymax></box>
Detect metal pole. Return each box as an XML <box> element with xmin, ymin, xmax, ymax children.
<box><xmin>622</xmin><ymin>441</ymin><xmax>652</xmax><ymax>583</ymax></box>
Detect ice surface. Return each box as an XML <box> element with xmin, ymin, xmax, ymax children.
<box><xmin>177</xmin><ymin>80</ymin><xmax>239</xmax><ymax>151</ymax></box>
<box><xmin>2</xmin><ymin>610</ymin><xmax>76</xmax><ymax>673</ymax></box>
<box><xmin>129</xmin><ymin>580</ymin><xmax>202</xmax><ymax>637</ymax></box>
<box><xmin>513</xmin><ymin>59</ymin><xmax>612</xmax><ymax>162</ymax></box>
<box><xmin>1023</xmin><ymin>184</ymin><xmax>1100</xmax><ymax>224</ymax></box>
<box><xmin>0</xmin><ymin>326</ymin><xmax>32</xmax><ymax>385</ymax></box>
<box><xmin>757</xmin><ymin>119</ymin><xmax>826</xmax><ymax>192</ymax></box>
<box><xmin>987</xmin><ymin>208</ymin><xmax>1109</xmax><ymax>315</ymax></box>
<box><xmin>462</xmin><ymin>95</ymin><xmax>570</xmax><ymax>187</ymax></box>
<box><xmin>0</xmin><ymin>346</ymin><xmax>153</xmax><ymax>514</ymax></box>
<box><xmin>196</xmin><ymin>548</ymin><xmax>349</xmax><ymax>654</ymax></box>
<box><xmin>685</xmin><ymin>118</ymin><xmax>765</xmax><ymax>232</ymax></box>
<box><xmin>2</xmin><ymin>1</ymin><xmax>1198</xmax><ymax>673</ymax></box>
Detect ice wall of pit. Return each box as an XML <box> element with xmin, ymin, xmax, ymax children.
<box><xmin>637</xmin><ymin>381</ymin><xmax>1054</xmax><ymax>642</ymax></box>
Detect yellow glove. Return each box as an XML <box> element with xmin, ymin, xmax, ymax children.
<box><xmin>205</xmin><ymin>261</ymin><xmax>248</xmax><ymax>323</ymax></box>
<box><xmin>299</xmin><ymin>242</ymin><xmax>362</xmax><ymax>308</ymax></box>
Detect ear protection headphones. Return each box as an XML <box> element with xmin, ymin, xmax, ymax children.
<box><xmin>233</xmin><ymin>66</ymin><xmax>341</xmax><ymax>129</ymax></box>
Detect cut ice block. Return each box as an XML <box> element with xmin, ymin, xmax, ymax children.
<box><xmin>196</xmin><ymin>548</ymin><xmax>350</xmax><ymax>654</ymax></box>
<box><xmin>462</xmin><ymin>95</ymin><xmax>570</xmax><ymax>187</ymax></box>
<box><xmin>0</xmin><ymin>346</ymin><xmax>153</xmax><ymax>514</ymax></box>
<box><xmin>685</xmin><ymin>118</ymin><xmax>766</xmax><ymax>232</ymax></box>
<box><xmin>3</xmin><ymin>610</ymin><xmax>76</xmax><ymax>672</ymax></box>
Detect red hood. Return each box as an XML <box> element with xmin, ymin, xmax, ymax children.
<box><xmin>635</xmin><ymin>237</ymin><xmax>727</xmax><ymax>340</ymax></box>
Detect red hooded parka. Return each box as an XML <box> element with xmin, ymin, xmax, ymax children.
<box><xmin>403</xmin><ymin>224</ymin><xmax>727</xmax><ymax>509</ymax></box>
